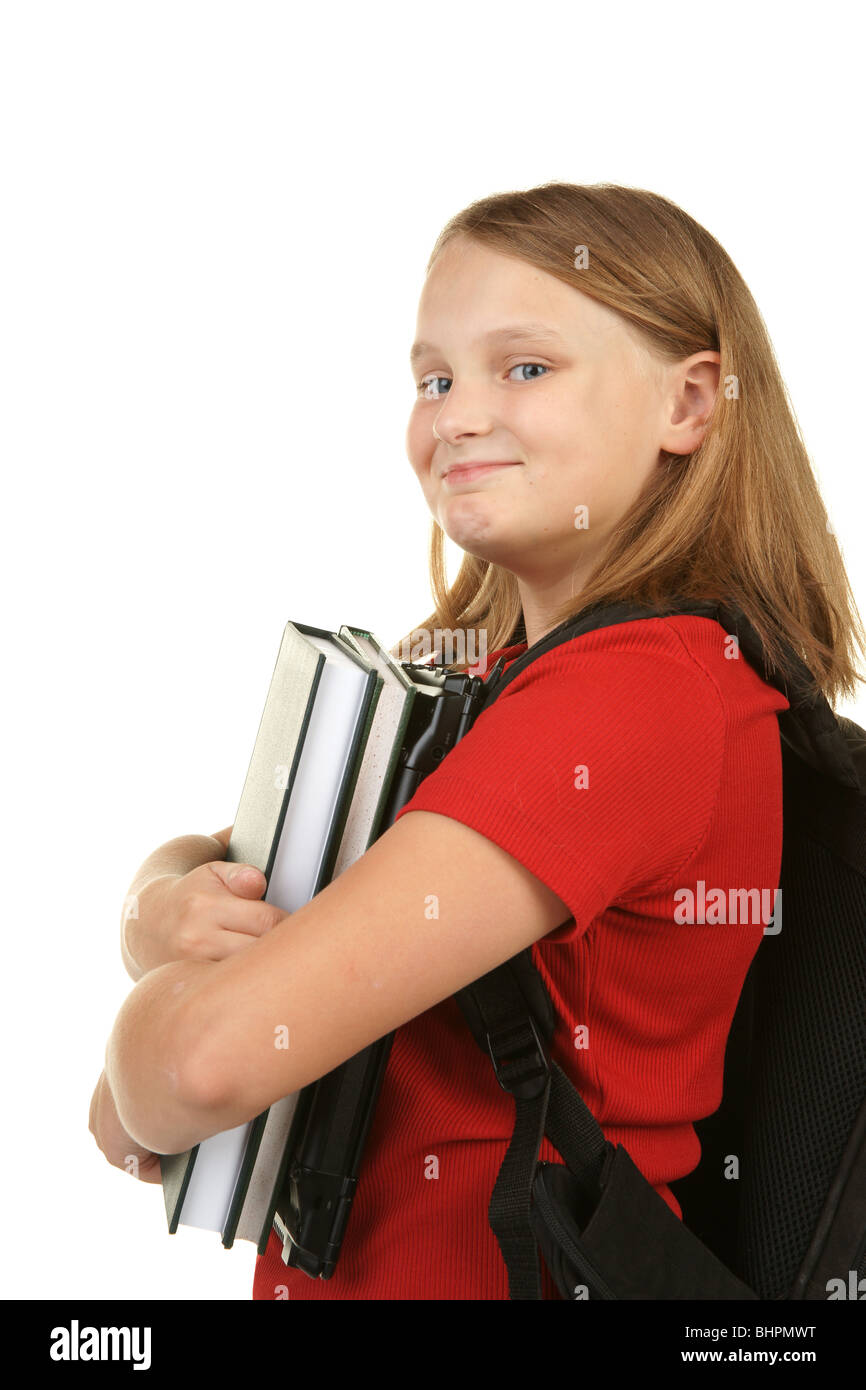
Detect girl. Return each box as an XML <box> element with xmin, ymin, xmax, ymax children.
<box><xmin>90</xmin><ymin>182</ymin><xmax>865</xmax><ymax>1300</ymax></box>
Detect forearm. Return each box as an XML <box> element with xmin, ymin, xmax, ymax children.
<box><xmin>89</xmin><ymin>1068</ymin><xmax>163</xmax><ymax>1181</ymax></box>
<box><xmin>121</xmin><ymin>831</ymin><xmax>230</xmax><ymax>981</ymax></box>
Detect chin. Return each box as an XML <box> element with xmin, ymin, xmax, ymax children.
<box><xmin>442</xmin><ymin>527</ymin><xmax>515</xmax><ymax>569</ymax></box>
<box><xmin>439</xmin><ymin>512</ymin><xmax>492</xmax><ymax>550</ymax></box>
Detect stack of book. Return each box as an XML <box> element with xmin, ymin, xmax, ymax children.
<box><xmin>159</xmin><ymin>619</ymin><xmax>493</xmax><ymax>1271</ymax></box>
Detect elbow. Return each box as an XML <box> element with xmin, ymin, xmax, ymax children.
<box><xmin>109</xmin><ymin>1035</ymin><xmax>229</xmax><ymax>1157</ymax></box>
<box><xmin>105</xmin><ymin>971</ymin><xmax>233</xmax><ymax>1155</ymax></box>
<box><xmin>171</xmin><ymin>1034</ymin><xmax>235</xmax><ymax>1136</ymax></box>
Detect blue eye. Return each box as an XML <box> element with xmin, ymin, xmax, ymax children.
<box><xmin>417</xmin><ymin>363</ymin><xmax>550</xmax><ymax>399</ymax></box>
<box><xmin>418</xmin><ymin>376</ymin><xmax>451</xmax><ymax>400</ymax></box>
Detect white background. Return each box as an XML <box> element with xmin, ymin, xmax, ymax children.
<box><xmin>2</xmin><ymin>1</ymin><xmax>863</xmax><ymax>1301</ymax></box>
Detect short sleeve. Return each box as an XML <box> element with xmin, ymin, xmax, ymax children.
<box><xmin>393</xmin><ymin>633</ymin><xmax>726</xmax><ymax>942</ymax></box>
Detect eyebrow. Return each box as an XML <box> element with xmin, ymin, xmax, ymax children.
<box><xmin>409</xmin><ymin>321</ymin><xmax>565</xmax><ymax>368</ymax></box>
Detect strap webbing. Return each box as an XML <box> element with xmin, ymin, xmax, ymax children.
<box><xmin>487</xmin><ymin>1069</ymin><xmax>551</xmax><ymax>1299</ymax></box>
<box><xmin>458</xmin><ymin>964</ymin><xmax>611</xmax><ymax>1298</ymax></box>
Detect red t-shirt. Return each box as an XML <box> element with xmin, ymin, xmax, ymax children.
<box><xmin>253</xmin><ymin>614</ymin><xmax>789</xmax><ymax>1299</ymax></box>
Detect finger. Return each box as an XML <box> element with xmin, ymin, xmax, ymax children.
<box><xmin>135</xmin><ymin>1155</ymin><xmax>165</xmax><ymax>1184</ymax></box>
<box><xmin>203</xmin><ymin>928</ymin><xmax>274</xmax><ymax>960</ymax></box>
<box><xmin>188</xmin><ymin>884</ymin><xmax>287</xmax><ymax>938</ymax></box>
<box><xmin>210</xmin><ymin>825</ymin><xmax>233</xmax><ymax>852</ymax></box>
<box><xmin>217</xmin><ymin>899</ymin><xmax>288</xmax><ymax>938</ymax></box>
<box><xmin>204</xmin><ymin>860</ymin><xmax>267</xmax><ymax>898</ymax></box>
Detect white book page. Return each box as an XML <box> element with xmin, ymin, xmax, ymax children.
<box><xmin>177</xmin><ymin>634</ymin><xmax>369</xmax><ymax>1239</ymax></box>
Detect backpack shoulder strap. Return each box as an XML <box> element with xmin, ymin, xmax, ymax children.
<box><xmin>455</xmin><ymin>956</ymin><xmax>612</xmax><ymax>1299</ymax></box>
<box><xmin>487</xmin><ymin>595</ymin><xmax>861</xmax><ymax>789</ymax></box>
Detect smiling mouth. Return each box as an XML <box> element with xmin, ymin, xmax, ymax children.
<box><xmin>443</xmin><ymin>462</ymin><xmax>521</xmax><ymax>484</ymax></box>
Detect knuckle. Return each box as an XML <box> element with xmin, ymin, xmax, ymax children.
<box><xmin>179</xmin><ymin>889</ymin><xmax>209</xmax><ymax>921</ymax></box>
<box><xmin>205</xmin><ymin>860</ymin><xmax>232</xmax><ymax>884</ymax></box>
<box><xmin>176</xmin><ymin>918</ymin><xmax>206</xmax><ymax>956</ymax></box>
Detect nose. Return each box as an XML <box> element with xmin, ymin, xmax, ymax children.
<box><xmin>431</xmin><ymin>382</ymin><xmax>497</xmax><ymax>446</ymax></box>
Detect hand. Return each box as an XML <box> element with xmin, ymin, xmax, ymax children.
<box><xmin>89</xmin><ymin>1070</ymin><xmax>164</xmax><ymax>1181</ymax></box>
<box><xmin>124</xmin><ymin>859</ymin><xmax>288</xmax><ymax>974</ymax></box>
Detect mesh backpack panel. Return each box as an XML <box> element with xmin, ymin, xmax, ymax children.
<box><xmin>738</xmin><ymin>725</ymin><xmax>866</xmax><ymax>1297</ymax></box>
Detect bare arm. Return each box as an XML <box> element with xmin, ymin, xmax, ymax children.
<box><xmin>106</xmin><ymin>810</ymin><xmax>573</xmax><ymax>1155</ymax></box>
<box><xmin>120</xmin><ymin>827</ymin><xmax>234</xmax><ymax>981</ymax></box>
<box><xmin>92</xmin><ymin>824</ymin><xmax>280</xmax><ymax>1176</ymax></box>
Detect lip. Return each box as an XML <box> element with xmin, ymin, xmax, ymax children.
<box><xmin>442</xmin><ymin>461</ymin><xmax>521</xmax><ymax>484</ymax></box>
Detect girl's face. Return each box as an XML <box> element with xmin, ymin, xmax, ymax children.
<box><xmin>406</xmin><ymin>235</ymin><xmax>695</xmax><ymax>592</ymax></box>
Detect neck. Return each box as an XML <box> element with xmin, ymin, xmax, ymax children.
<box><xmin>518</xmin><ymin>579</ymin><xmax>584</xmax><ymax>650</ymax></box>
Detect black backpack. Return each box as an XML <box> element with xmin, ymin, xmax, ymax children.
<box><xmin>454</xmin><ymin>596</ymin><xmax>866</xmax><ymax>1300</ymax></box>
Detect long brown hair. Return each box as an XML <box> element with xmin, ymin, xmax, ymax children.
<box><xmin>391</xmin><ymin>182</ymin><xmax>865</xmax><ymax>707</ymax></box>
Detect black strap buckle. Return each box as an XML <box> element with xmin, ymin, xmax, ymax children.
<box><xmin>486</xmin><ymin>1014</ymin><xmax>550</xmax><ymax>1100</ymax></box>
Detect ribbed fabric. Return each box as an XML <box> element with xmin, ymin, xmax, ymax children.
<box><xmin>253</xmin><ymin>615</ymin><xmax>789</xmax><ymax>1300</ymax></box>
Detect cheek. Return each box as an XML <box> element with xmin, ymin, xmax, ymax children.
<box><xmin>596</xmin><ymin>376</ymin><xmax>652</xmax><ymax>451</ymax></box>
<box><xmin>522</xmin><ymin>402</ymin><xmax>596</xmax><ymax>492</ymax></box>
<box><xmin>533</xmin><ymin>448</ymin><xmax>613</xmax><ymax>534</ymax></box>
<box><xmin>405</xmin><ymin>414</ymin><xmax>433</xmax><ymax>478</ymax></box>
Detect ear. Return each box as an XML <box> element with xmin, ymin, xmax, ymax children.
<box><xmin>659</xmin><ymin>351</ymin><xmax>721</xmax><ymax>456</ymax></box>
